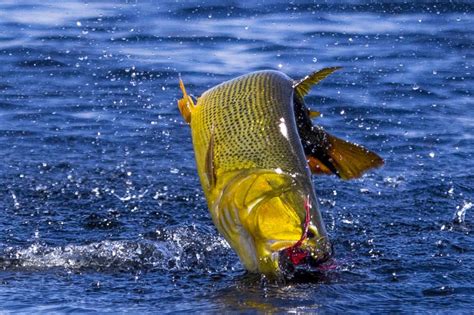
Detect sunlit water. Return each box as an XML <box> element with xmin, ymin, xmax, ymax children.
<box><xmin>0</xmin><ymin>0</ymin><xmax>472</xmax><ymax>312</ymax></box>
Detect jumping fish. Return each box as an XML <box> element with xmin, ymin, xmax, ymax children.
<box><xmin>177</xmin><ymin>68</ymin><xmax>383</xmax><ymax>277</ymax></box>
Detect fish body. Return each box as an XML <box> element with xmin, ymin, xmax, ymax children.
<box><xmin>178</xmin><ymin>68</ymin><xmax>383</xmax><ymax>277</ymax></box>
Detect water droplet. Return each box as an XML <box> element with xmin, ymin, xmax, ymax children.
<box><xmin>453</xmin><ymin>201</ymin><xmax>472</xmax><ymax>224</ymax></box>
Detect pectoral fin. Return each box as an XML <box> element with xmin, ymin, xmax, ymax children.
<box><xmin>205</xmin><ymin>129</ymin><xmax>217</xmax><ymax>188</ymax></box>
<box><xmin>177</xmin><ymin>78</ymin><xmax>196</xmax><ymax>124</ymax></box>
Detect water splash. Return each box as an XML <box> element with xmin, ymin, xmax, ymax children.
<box><xmin>0</xmin><ymin>241</ymin><xmax>169</xmax><ymax>271</ymax></box>
<box><xmin>0</xmin><ymin>227</ymin><xmax>232</xmax><ymax>273</ymax></box>
<box><xmin>453</xmin><ymin>201</ymin><xmax>472</xmax><ymax>224</ymax></box>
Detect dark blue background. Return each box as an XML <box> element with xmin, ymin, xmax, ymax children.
<box><xmin>0</xmin><ymin>0</ymin><xmax>472</xmax><ymax>312</ymax></box>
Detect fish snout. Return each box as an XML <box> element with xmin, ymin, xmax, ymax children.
<box><xmin>278</xmin><ymin>230</ymin><xmax>333</xmax><ymax>274</ymax></box>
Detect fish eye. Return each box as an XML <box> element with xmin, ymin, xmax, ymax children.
<box><xmin>307</xmin><ymin>230</ymin><xmax>316</xmax><ymax>238</ymax></box>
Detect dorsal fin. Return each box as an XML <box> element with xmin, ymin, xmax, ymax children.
<box><xmin>293</xmin><ymin>67</ymin><xmax>342</xmax><ymax>98</ymax></box>
<box><xmin>177</xmin><ymin>77</ymin><xmax>196</xmax><ymax>124</ymax></box>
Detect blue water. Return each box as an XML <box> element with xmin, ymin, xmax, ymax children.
<box><xmin>0</xmin><ymin>0</ymin><xmax>472</xmax><ymax>312</ymax></box>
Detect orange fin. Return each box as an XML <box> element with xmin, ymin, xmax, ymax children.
<box><xmin>326</xmin><ymin>133</ymin><xmax>384</xmax><ymax>180</ymax></box>
<box><xmin>205</xmin><ymin>129</ymin><xmax>216</xmax><ymax>188</ymax></box>
<box><xmin>307</xmin><ymin>156</ymin><xmax>332</xmax><ymax>175</ymax></box>
<box><xmin>177</xmin><ymin>78</ymin><xmax>196</xmax><ymax>124</ymax></box>
<box><xmin>307</xmin><ymin>129</ymin><xmax>384</xmax><ymax>180</ymax></box>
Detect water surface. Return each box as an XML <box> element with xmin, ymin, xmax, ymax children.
<box><xmin>0</xmin><ymin>0</ymin><xmax>473</xmax><ymax>312</ymax></box>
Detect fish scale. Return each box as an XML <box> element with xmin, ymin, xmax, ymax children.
<box><xmin>192</xmin><ymin>71</ymin><xmax>308</xmax><ymax>179</ymax></box>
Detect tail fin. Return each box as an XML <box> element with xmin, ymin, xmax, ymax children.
<box><xmin>306</xmin><ymin>128</ymin><xmax>384</xmax><ymax>180</ymax></box>
<box><xmin>177</xmin><ymin>77</ymin><xmax>196</xmax><ymax>124</ymax></box>
<box><xmin>292</xmin><ymin>67</ymin><xmax>383</xmax><ymax>179</ymax></box>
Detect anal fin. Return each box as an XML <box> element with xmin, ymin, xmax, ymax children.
<box><xmin>307</xmin><ymin>156</ymin><xmax>333</xmax><ymax>175</ymax></box>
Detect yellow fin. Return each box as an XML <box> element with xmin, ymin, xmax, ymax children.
<box><xmin>177</xmin><ymin>78</ymin><xmax>196</xmax><ymax>124</ymax></box>
<box><xmin>293</xmin><ymin>67</ymin><xmax>342</xmax><ymax>98</ymax></box>
<box><xmin>324</xmin><ymin>133</ymin><xmax>384</xmax><ymax>180</ymax></box>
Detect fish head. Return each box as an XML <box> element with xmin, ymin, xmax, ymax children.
<box><xmin>248</xmin><ymin>189</ymin><xmax>332</xmax><ymax>277</ymax></box>
<box><xmin>214</xmin><ymin>170</ymin><xmax>332</xmax><ymax>278</ymax></box>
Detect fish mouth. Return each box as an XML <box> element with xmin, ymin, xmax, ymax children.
<box><xmin>269</xmin><ymin>195</ymin><xmax>333</xmax><ymax>275</ymax></box>
<box><xmin>275</xmin><ymin>238</ymin><xmax>333</xmax><ymax>275</ymax></box>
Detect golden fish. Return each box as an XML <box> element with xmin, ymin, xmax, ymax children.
<box><xmin>178</xmin><ymin>68</ymin><xmax>383</xmax><ymax>277</ymax></box>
